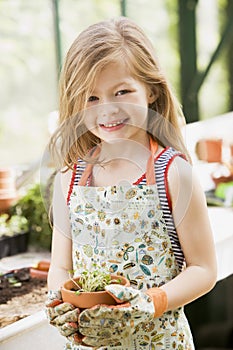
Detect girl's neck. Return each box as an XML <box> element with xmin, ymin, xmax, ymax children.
<box><xmin>90</xmin><ymin>135</ymin><xmax>152</xmax><ymax>187</ymax></box>
<box><xmin>99</xmin><ymin>134</ymin><xmax>151</xmax><ymax>163</ymax></box>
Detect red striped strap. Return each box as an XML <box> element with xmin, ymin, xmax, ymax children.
<box><xmin>66</xmin><ymin>163</ymin><xmax>77</xmax><ymax>204</ymax></box>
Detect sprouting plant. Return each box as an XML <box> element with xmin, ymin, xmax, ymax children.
<box><xmin>68</xmin><ymin>265</ymin><xmax>121</xmax><ymax>294</ymax></box>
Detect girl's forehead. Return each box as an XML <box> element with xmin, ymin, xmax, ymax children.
<box><xmin>98</xmin><ymin>60</ymin><xmax>130</xmax><ymax>75</ymax></box>
<box><xmin>92</xmin><ymin>61</ymin><xmax>135</xmax><ymax>87</ymax></box>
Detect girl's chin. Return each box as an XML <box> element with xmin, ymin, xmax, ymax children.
<box><xmin>89</xmin><ymin>124</ymin><xmax>148</xmax><ymax>143</ymax></box>
<box><xmin>97</xmin><ymin>125</ymin><xmax>129</xmax><ymax>141</ymax></box>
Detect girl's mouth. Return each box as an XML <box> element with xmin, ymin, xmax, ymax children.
<box><xmin>99</xmin><ymin>119</ymin><xmax>128</xmax><ymax>131</ymax></box>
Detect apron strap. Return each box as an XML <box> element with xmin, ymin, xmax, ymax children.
<box><xmin>146</xmin><ymin>138</ymin><xmax>158</xmax><ymax>185</ymax></box>
<box><xmin>78</xmin><ymin>146</ymin><xmax>100</xmax><ymax>186</ymax></box>
<box><xmin>78</xmin><ymin>137</ymin><xmax>158</xmax><ymax>186</ymax></box>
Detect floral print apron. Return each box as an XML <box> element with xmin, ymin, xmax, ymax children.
<box><xmin>66</xmin><ymin>143</ymin><xmax>195</xmax><ymax>350</ymax></box>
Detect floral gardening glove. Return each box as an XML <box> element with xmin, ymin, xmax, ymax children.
<box><xmin>78</xmin><ymin>285</ymin><xmax>167</xmax><ymax>348</ymax></box>
<box><xmin>45</xmin><ymin>290</ymin><xmax>83</xmax><ymax>345</ymax></box>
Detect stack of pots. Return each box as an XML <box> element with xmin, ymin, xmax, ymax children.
<box><xmin>0</xmin><ymin>168</ymin><xmax>17</xmax><ymax>213</ymax></box>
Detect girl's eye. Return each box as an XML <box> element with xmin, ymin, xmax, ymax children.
<box><xmin>115</xmin><ymin>90</ymin><xmax>130</xmax><ymax>96</ymax></box>
<box><xmin>88</xmin><ymin>96</ymin><xmax>99</xmax><ymax>102</ymax></box>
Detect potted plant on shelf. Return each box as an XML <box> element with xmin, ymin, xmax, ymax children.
<box><xmin>61</xmin><ymin>265</ymin><xmax>130</xmax><ymax>309</ymax></box>
<box><xmin>9</xmin><ymin>183</ymin><xmax>52</xmax><ymax>250</ymax></box>
<box><xmin>0</xmin><ymin>214</ymin><xmax>29</xmax><ymax>259</ymax></box>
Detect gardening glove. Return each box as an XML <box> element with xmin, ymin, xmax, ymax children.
<box><xmin>45</xmin><ymin>290</ymin><xmax>83</xmax><ymax>345</ymax></box>
<box><xmin>78</xmin><ymin>284</ymin><xmax>168</xmax><ymax>348</ymax></box>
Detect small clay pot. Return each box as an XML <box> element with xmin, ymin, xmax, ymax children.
<box><xmin>195</xmin><ymin>139</ymin><xmax>222</xmax><ymax>163</ymax></box>
<box><xmin>0</xmin><ymin>196</ymin><xmax>17</xmax><ymax>213</ymax></box>
<box><xmin>30</xmin><ymin>268</ymin><xmax>48</xmax><ymax>279</ymax></box>
<box><xmin>61</xmin><ymin>274</ymin><xmax>130</xmax><ymax>309</ymax></box>
<box><xmin>30</xmin><ymin>260</ymin><xmax>50</xmax><ymax>279</ymax></box>
<box><xmin>0</xmin><ymin>168</ymin><xmax>17</xmax><ymax>213</ymax></box>
<box><xmin>230</xmin><ymin>144</ymin><xmax>233</xmax><ymax>166</ymax></box>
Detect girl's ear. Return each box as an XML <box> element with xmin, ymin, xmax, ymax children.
<box><xmin>148</xmin><ymin>87</ymin><xmax>159</xmax><ymax>104</ymax></box>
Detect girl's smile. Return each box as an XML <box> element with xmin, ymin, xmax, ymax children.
<box><xmin>99</xmin><ymin>118</ymin><xmax>129</xmax><ymax>131</ymax></box>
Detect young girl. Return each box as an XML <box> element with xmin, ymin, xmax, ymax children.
<box><xmin>46</xmin><ymin>17</ymin><xmax>217</xmax><ymax>350</ymax></box>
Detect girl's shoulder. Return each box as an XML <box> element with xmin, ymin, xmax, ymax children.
<box><xmin>166</xmin><ymin>150</ymin><xmax>203</xmax><ymax>215</ymax></box>
<box><xmin>54</xmin><ymin>168</ymin><xmax>73</xmax><ymax>204</ymax></box>
<box><xmin>165</xmin><ymin>148</ymin><xmax>193</xmax><ymax>190</ymax></box>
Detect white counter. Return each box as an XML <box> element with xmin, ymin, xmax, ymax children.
<box><xmin>208</xmin><ymin>207</ymin><xmax>233</xmax><ymax>281</ymax></box>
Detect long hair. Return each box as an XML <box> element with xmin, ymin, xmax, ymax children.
<box><xmin>50</xmin><ymin>17</ymin><xmax>191</xmax><ymax>169</ymax></box>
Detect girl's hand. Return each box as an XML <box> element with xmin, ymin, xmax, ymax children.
<box><xmin>78</xmin><ymin>285</ymin><xmax>167</xmax><ymax>347</ymax></box>
<box><xmin>45</xmin><ymin>290</ymin><xmax>83</xmax><ymax>345</ymax></box>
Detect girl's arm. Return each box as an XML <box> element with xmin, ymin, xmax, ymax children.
<box><xmin>47</xmin><ymin>170</ymin><xmax>73</xmax><ymax>291</ymax></box>
<box><xmin>160</xmin><ymin>156</ymin><xmax>217</xmax><ymax>310</ymax></box>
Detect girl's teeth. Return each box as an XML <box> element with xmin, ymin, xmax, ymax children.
<box><xmin>104</xmin><ymin>120</ymin><xmax>123</xmax><ymax>127</ymax></box>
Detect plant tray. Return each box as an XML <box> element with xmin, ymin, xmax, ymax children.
<box><xmin>0</xmin><ymin>232</ymin><xmax>29</xmax><ymax>259</ymax></box>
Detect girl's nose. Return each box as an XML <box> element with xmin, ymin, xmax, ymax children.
<box><xmin>98</xmin><ymin>102</ymin><xmax>120</xmax><ymax>118</ymax></box>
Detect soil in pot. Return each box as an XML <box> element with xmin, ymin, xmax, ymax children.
<box><xmin>61</xmin><ymin>274</ymin><xmax>129</xmax><ymax>309</ymax></box>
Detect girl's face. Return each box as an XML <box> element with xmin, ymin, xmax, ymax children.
<box><xmin>83</xmin><ymin>60</ymin><xmax>155</xmax><ymax>146</ymax></box>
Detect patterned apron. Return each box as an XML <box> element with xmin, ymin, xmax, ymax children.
<box><xmin>66</xmin><ymin>143</ymin><xmax>195</xmax><ymax>350</ymax></box>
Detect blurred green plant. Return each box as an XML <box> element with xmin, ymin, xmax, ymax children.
<box><xmin>10</xmin><ymin>183</ymin><xmax>52</xmax><ymax>250</ymax></box>
<box><xmin>0</xmin><ymin>214</ymin><xmax>29</xmax><ymax>237</ymax></box>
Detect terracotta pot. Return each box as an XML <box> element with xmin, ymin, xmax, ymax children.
<box><xmin>0</xmin><ymin>197</ymin><xmax>17</xmax><ymax>213</ymax></box>
<box><xmin>61</xmin><ymin>274</ymin><xmax>130</xmax><ymax>309</ymax></box>
<box><xmin>230</xmin><ymin>144</ymin><xmax>233</xmax><ymax>162</ymax></box>
<box><xmin>30</xmin><ymin>260</ymin><xmax>50</xmax><ymax>279</ymax></box>
<box><xmin>0</xmin><ymin>168</ymin><xmax>15</xmax><ymax>178</ymax></box>
<box><xmin>30</xmin><ymin>268</ymin><xmax>48</xmax><ymax>279</ymax></box>
<box><xmin>0</xmin><ymin>168</ymin><xmax>17</xmax><ymax>213</ymax></box>
<box><xmin>195</xmin><ymin>139</ymin><xmax>223</xmax><ymax>163</ymax></box>
<box><xmin>37</xmin><ymin>260</ymin><xmax>50</xmax><ymax>271</ymax></box>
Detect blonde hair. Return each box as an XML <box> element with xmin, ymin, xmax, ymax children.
<box><xmin>50</xmin><ymin>17</ymin><xmax>191</xmax><ymax>169</ymax></box>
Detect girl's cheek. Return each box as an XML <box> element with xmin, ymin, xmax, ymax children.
<box><xmin>83</xmin><ymin>111</ymin><xmax>96</xmax><ymax>126</ymax></box>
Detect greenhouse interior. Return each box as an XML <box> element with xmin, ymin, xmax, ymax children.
<box><xmin>0</xmin><ymin>0</ymin><xmax>233</xmax><ymax>349</ymax></box>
